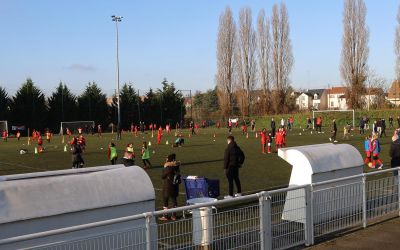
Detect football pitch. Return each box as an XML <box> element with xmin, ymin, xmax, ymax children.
<box><xmin>0</xmin><ymin>126</ymin><xmax>395</xmax><ymax>209</ymax></box>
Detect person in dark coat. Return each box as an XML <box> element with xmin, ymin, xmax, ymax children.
<box><xmin>389</xmin><ymin>131</ymin><xmax>400</xmax><ymax>177</ymax></box>
<box><xmin>329</xmin><ymin>119</ymin><xmax>338</xmax><ymax>142</ymax></box>
<box><xmin>159</xmin><ymin>153</ymin><xmax>181</xmax><ymax>221</ymax></box>
<box><xmin>271</xmin><ymin>118</ymin><xmax>276</xmax><ymax>138</ymax></box>
<box><xmin>359</xmin><ymin>118</ymin><xmax>365</xmax><ymax>135</ymax></box>
<box><xmin>71</xmin><ymin>137</ymin><xmax>84</xmax><ymax>168</ymax></box>
<box><xmin>380</xmin><ymin>119</ymin><xmax>386</xmax><ymax>138</ymax></box>
<box><xmin>224</xmin><ymin>136</ymin><xmax>244</xmax><ymax>198</ymax></box>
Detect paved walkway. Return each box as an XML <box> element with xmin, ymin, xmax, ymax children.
<box><xmin>309</xmin><ymin>217</ymin><xmax>400</xmax><ymax>250</ymax></box>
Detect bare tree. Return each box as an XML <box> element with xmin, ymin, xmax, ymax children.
<box><xmin>341</xmin><ymin>0</ymin><xmax>369</xmax><ymax>109</ymax></box>
<box><xmin>236</xmin><ymin>7</ymin><xmax>257</xmax><ymax>117</ymax></box>
<box><xmin>257</xmin><ymin>9</ymin><xmax>272</xmax><ymax>114</ymax></box>
<box><xmin>215</xmin><ymin>6</ymin><xmax>236</xmax><ymax>117</ymax></box>
<box><xmin>271</xmin><ymin>2</ymin><xmax>294</xmax><ymax>114</ymax></box>
<box><xmin>395</xmin><ymin>5</ymin><xmax>400</xmax><ymax>81</ymax></box>
<box><xmin>365</xmin><ymin>70</ymin><xmax>387</xmax><ymax>110</ymax></box>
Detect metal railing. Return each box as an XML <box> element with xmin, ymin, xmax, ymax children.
<box><xmin>0</xmin><ymin>168</ymin><xmax>399</xmax><ymax>250</ymax></box>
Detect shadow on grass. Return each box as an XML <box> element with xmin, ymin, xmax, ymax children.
<box><xmin>145</xmin><ymin>159</ymin><xmax>224</xmax><ymax>169</ymax></box>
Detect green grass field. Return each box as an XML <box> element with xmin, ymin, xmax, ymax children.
<box><xmin>0</xmin><ymin>124</ymin><xmax>396</xmax><ymax>209</ymax></box>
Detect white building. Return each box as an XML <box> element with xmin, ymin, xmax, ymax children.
<box><xmin>295</xmin><ymin>89</ymin><xmax>326</xmax><ymax>110</ymax></box>
<box><xmin>327</xmin><ymin>87</ymin><xmax>348</xmax><ymax>110</ymax></box>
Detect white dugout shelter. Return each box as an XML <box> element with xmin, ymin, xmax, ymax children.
<box><xmin>0</xmin><ymin>165</ymin><xmax>156</xmax><ymax>249</ymax></box>
<box><xmin>278</xmin><ymin>143</ymin><xmax>364</xmax><ymax>223</ymax></box>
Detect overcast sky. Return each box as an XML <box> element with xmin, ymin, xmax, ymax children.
<box><xmin>1</xmin><ymin>0</ymin><xmax>398</xmax><ymax>96</ymax></box>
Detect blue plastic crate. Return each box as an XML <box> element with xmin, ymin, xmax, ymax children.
<box><xmin>183</xmin><ymin>177</ymin><xmax>220</xmax><ymax>200</ymax></box>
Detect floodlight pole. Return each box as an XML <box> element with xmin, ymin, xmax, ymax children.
<box><xmin>112</xmin><ymin>15</ymin><xmax>123</xmax><ymax>140</ymax></box>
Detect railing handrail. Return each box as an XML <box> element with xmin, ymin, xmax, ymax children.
<box><xmin>312</xmin><ymin>167</ymin><xmax>400</xmax><ymax>187</ymax></box>
<box><xmin>0</xmin><ymin>167</ymin><xmax>398</xmax><ymax>246</ymax></box>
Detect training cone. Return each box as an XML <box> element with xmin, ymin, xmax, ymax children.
<box><xmin>64</xmin><ymin>145</ymin><xmax>67</xmax><ymax>152</ymax></box>
<box><xmin>148</xmin><ymin>141</ymin><xmax>152</xmax><ymax>146</ymax></box>
<box><xmin>166</xmin><ymin>140</ymin><xmax>169</xmax><ymax>145</ymax></box>
<box><xmin>34</xmin><ymin>147</ymin><xmax>38</xmax><ymax>154</ymax></box>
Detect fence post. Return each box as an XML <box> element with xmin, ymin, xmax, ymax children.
<box><xmin>145</xmin><ymin>213</ymin><xmax>152</xmax><ymax>250</ymax></box>
<box><xmin>305</xmin><ymin>185</ymin><xmax>314</xmax><ymax>246</ymax></box>
<box><xmin>362</xmin><ymin>175</ymin><xmax>367</xmax><ymax>228</ymax></box>
<box><xmin>259</xmin><ymin>191</ymin><xmax>272</xmax><ymax>250</ymax></box>
<box><xmin>397</xmin><ymin>169</ymin><xmax>400</xmax><ymax>217</ymax></box>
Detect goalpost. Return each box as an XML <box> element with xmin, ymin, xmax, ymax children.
<box><xmin>59</xmin><ymin>121</ymin><xmax>95</xmax><ymax>135</ymax></box>
<box><xmin>0</xmin><ymin>120</ymin><xmax>8</xmax><ymax>133</ymax></box>
<box><xmin>312</xmin><ymin>110</ymin><xmax>355</xmax><ymax>129</ymax></box>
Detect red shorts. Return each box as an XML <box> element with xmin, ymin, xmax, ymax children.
<box><xmin>365</xmin><ymin>151</ymin><xmax>371</xmax><ymax>157</ymax></box>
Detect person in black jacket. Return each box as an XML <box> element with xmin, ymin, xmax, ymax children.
<box><xmin>389</xmin><ymin>131</ymin><xmax>400</xmax><ymax>177</ymax></box>
<box><xmin>224</xmin><ymin>136</ymin><xmax>244</xmax><ymax>198</ymax></box>
<box><xmin>329</xmin><ymin>119</ymin><xmax>338</xmax><ymax>143</ymax></box>
<box><xmin>71</xmin><ymin>137</ymin><xmax>84</xmax><ymax>168</ymax></box>
<box><xmin>271</xmin><ymin>118</ymin><xmax>276</xmax><ymax>138</ymax></box>
<box><xmin>159</xmin><ymin>153</ymin><xmax>181</xmax><ymax>221</ymax></box>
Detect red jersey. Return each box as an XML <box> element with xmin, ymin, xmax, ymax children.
<box><xmin>276</xmin><ymin>132</ymin><xmax>283</xmax><ymax>144</ymax></box>
<box><xmin>260</xmin><ymin>132</ymin><xmax>267</xmax><ymax>144</ymax></box>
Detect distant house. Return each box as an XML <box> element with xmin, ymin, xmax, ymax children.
<box><xmin>363</xmin><ymin>88</ymin><xmax>384</xmax><ymax>108</ymax></box>
<box><xmin>295</xmin><ymin>92</ymin><xmax>313</xmax><ymax>110</ymax></box>
<box><xmin>327</xmin><ymin>87</ymin><xmax>348</xmax><ymax>110</ymax></box>
<box><xmin>387</xmin><ymin>80</ymin><xmax>400</xmax><ymax>106</ymax></box>
<box><xmin>295</xmin><ymin>89</ymin><xmax>327</xmax><ymax>110</ymax></box>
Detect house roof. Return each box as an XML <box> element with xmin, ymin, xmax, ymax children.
<box><xmin>328</xmin><ymin>87</ymin><xmax>347</xmax><ymax>95</ymax></box>
<box><xmin>388</xmin><ymin>80</ymin><xmax>400</xmax><ymax>99</ymax></box>
<box><xmin>306</xmin><ymin>89</ymin><xmax>325</xmax><ymax>97</ymax></box>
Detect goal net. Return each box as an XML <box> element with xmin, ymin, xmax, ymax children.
<box><xmin>312</xmin><ymin>110</ymin><xmax>355</xmax><ymax>130</ymax></box>
<box><xmin>60</xmin><ymin>121</ymin><xmax>95</xmax><ymax>135</ymax></box>
<box><xmin>0</xmin><ymin>120</ymin><xmax>8</xmax><ymax>133</ymax></box>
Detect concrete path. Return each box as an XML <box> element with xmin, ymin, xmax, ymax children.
<box><xmin>309</xmin><ymin>217</ymin><xmax>400</xmax><ymax>250</ymax></box>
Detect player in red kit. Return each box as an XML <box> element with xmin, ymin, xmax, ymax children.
<box><xmin>157</xmin><ymin>127</ymin><xmax>163</xmax><ymax>145</ymax></box>
<box><xmin>260</xmin><ymin>128</ymin><xmax>267</xmax><ymax>154</ymax></box>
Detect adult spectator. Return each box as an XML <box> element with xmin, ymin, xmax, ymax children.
<box><xmin>71</xmin><ymin>137</ymin><xmax>84</xmax><ymax>168</ymax></box>
<box><xmin>359</xmin><ymin>118</ymin><xmax>365</xmax><ymax>134</ymax></box>
<box><xmin>159</xmin><ymin>153</ymin><xmax>181</xmax><ymax>221</ymax></box>
<box><xmin>329</xmin><ymin>119</ymin><xmax>338</xmax><ymax>143</ymax></box>
<box><xmin>381</xmin><ymin>119</ymin><xmax>387</xmax><ymax>138</ymax></box>
<box><xmin>390</xmin><ymin>131</ymin><xmax>400</xmax><ymax>177</ymax></box>
<box><xmin>271</xmin><ymin>118</ymin><xmax>276</xmax><ymax>138</ymax></box>
<box><xmin>389</xmin><ymin>116</ymin><xmax>394</xmax><ymax>129</ymax></box>
<box><xmin>397</xmin><ymin>116</ymin><xmax>400</xmax><ymax>128</ymax></box>
<box><xmin>224</xmin><ymin>136</ymin><xmax>245</xmax><ymax>198</ymax></box>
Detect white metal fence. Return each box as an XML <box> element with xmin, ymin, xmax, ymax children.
<box><xmin>0</xmin><ymin>168</ymin><xmax>399</xmax><ymax>250</ymax></box>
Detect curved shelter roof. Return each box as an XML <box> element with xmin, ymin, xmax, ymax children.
<box><xmin>0</xmin><ymin>165</ymin><xmax>154</xmax><ymax>224</ymax></box>
<box><xmin>278</xmin><ymin>143</ymin><xmax>363</xmax><ymax>174</ymax></box>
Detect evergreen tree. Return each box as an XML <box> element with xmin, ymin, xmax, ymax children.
<box><xmin>9</xmin><ymin>78</ymin><xmax>47</xmax><ymax>131</ymax></box>
<box><xmin>0</xmin><ymin>86</ymin><xmax>10</xmax><ymax>121</ymax></box>
<box><xmin>111</xmin><ymin>83</ymin><xmax>141</xmax><ymax>129</ymax></box>
<box><xmin>78</xmin><ymin>82</ymin><xmax>109</xmax><ymax>128</ymax></box>
<box><xmin>142</xmin><ymin>88</ymin><xmax>160</xmax><ymax>125</ymax></box>
<box><xmin>47</xmin><ymin>82</ymin><xmax>78</xmax><ymax>132</ymax></box>
<box><xmin>156</xmin><ymin>78</ymin><xmax>185</xmax><ymax>125</ymax></box>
